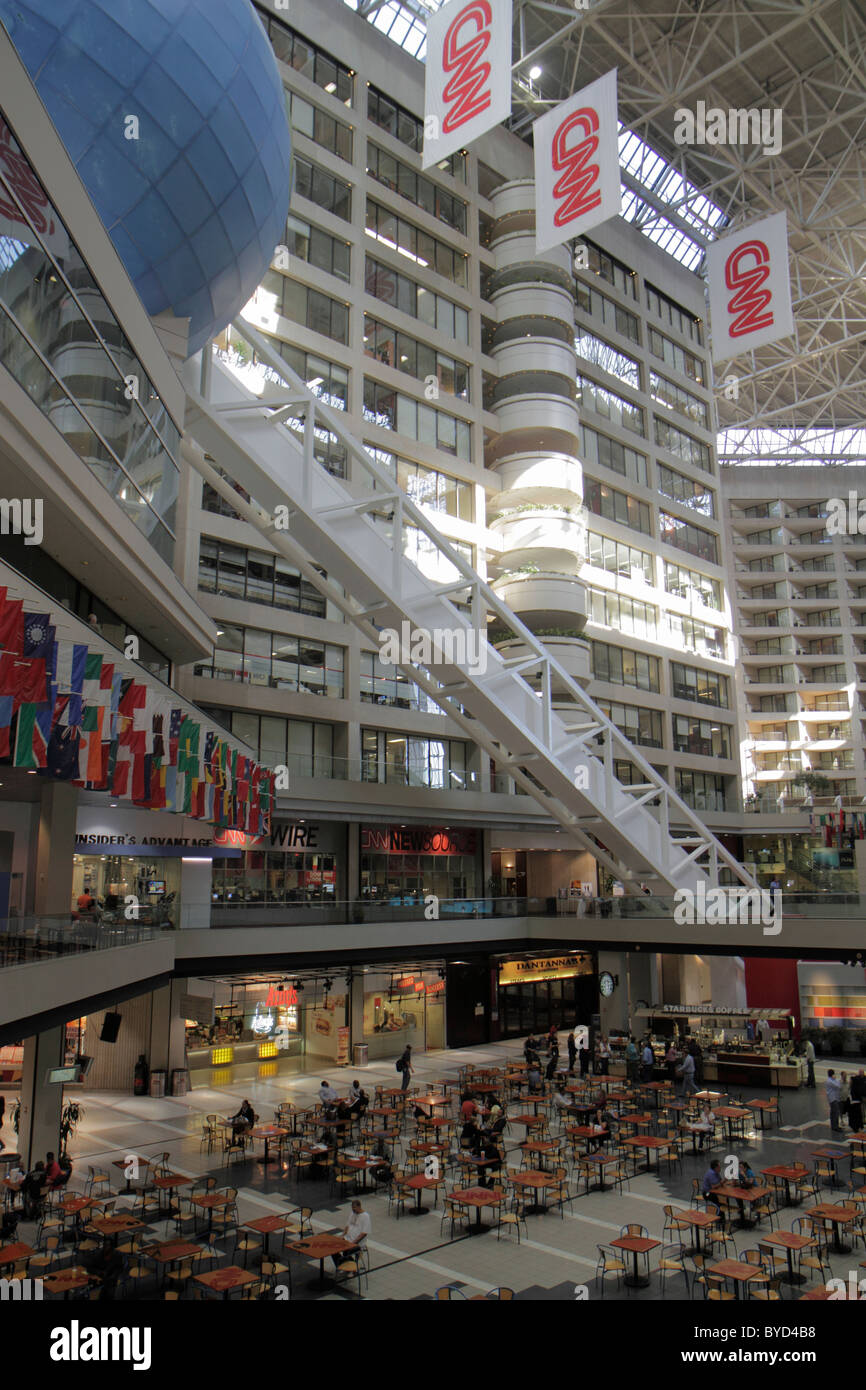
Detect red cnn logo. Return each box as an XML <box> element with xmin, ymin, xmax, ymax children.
<box><xmin>441</xmin><ymin>1</ymin><xmax>493</xmax><ymax>135</ymax></box>
<box><xmin>724</xmin><ymin>239</ymin><xmax>774</xmax><ymax>338</ymax></box>
<box><xmin>551</xmin><ymin>107</ymin><xmax>601</xmax><ymax>227</ymax></box>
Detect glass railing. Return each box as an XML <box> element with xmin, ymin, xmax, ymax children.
<box><xmin>0</xmin><ymin>914</ymin><xmax>161</xmax><ymax>969</ymax></box>
<box><xmin>209</xmin><ymin>895</ymin><xmax>546</xmax><ymax>923</ymax></box>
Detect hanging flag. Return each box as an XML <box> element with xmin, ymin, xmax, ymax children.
<box><xmin>422</xmin><ymin>0</ymin><xmax>512</xmax><ymax>169</ymax></box>
<box><xmin>13</xmin><ymin>700</ymin><xmax>51</xmax><ymax>769</ymax></box>
<box><xmin>0</xmin><ymin>593</ymin><xmax>24</xmax><ymax>654</ymax></box>
<box><xmin>706</xmin><ymin>211</ymin><xmax>794</xmax><ymax>361</ymax></box>
<box><xmin>0</xmin><ymin>650</ymin><xmax>48</xmax><ymax>709</ymax></box>
<box><xmin>22</xmin><ymin>613</ymin><xmax>53</xmax><ymax>661</ymax></box>
<box><xmin>533</xmin><ymin>69</ymin><xmax>622</xmax><ymax>254</ymax></box>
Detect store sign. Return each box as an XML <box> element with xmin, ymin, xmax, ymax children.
<box><xmin>706</xmin><ymin>211</ymin><xmax>793</xmax><ymax>361</ymax></box>
<box><xmin>533</xmin><ymin>70</ymin><xmax>621</xmax><ymax>253</ymax></box>
<box><xmin>498</xmin><ymin>955</ymin><xmax>588</xmax><ymax>985</ymax></box>
<box><xmin>266</xmin><ymin>985</ymin><xmax>297</xmax><ymax>1007</ymax></box>
<box><xmin>250</xmin><ymin>822</ymin><xmax>344</xmax><ymax>853</ymax></box>
<box><xmin>361</xmin><ymin>825</ymin><xmax>477</xmax><ymax>856</ymax></box>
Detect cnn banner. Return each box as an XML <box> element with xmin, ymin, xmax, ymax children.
<box><xmin>423</xmin><ymin>0</ymin><xmax>512</xmax><ymax>170</ymax></box>
<box><xmin>706</xmin><ymin>211</ymin><xmax>794</xmax><ymax>361</ymax></box>
<box><xmin>533</xmin><ymin>70</ymin><xmax>621</xmax><ymax>254</ymax></box>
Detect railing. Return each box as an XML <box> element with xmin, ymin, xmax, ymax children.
<box><xmin>209</xmin><ymin>895</ymin><xmax>548</xmax><ymax>924</ymax></box>
<box><xmin>0</xmin><ymin>915</ymin><xmax>161</xmax><ymax>970</ymax></box>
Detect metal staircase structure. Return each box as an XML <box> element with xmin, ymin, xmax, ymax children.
<box><xmin>181</xmin><ymin>319</ymin><xmax>756</xmax><ymax>895</ymax></box>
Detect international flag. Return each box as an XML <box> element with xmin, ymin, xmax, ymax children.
<box><xmin>0</xmin><ymin>651</ymin><xmax>48</xmax><ymax>709</ymax></box>
<box><xmin>13</xmin><ymin>700</ymin><xmax>52</xmax><ymax>768</ymax></box>
<box><xmin>44</xmin><ymin>696</ymin><xmax>81</xmax><ymax>780</ymax></box>
<box><xmin>169</xmin><ymin>708</ymin><xmax>182</xmax><ymax>765</ymax></box>
<box><xmin>23</xmin><ymin>613</ymin><xmax>54</xmax><ymax>662</ymax></box>
<box><xmin>55</xmin><ymin>643</ymin><xmax>87</xmax><ymax>726</ymax></box>
<box><xmin>0</xmin><ymin>592</ymin><xmax>24</xmax><ymax>654</ymax></box>
<box><xmin>0</xmin><ymin>694</ymin><xmax>13</xmax><ymax>756</ymax></box>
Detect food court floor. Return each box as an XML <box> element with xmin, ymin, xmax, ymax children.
<box><xmin>1</xmin><ymin>1043</ymin><xmax>858</xmax><ymax>1301</ymax></box>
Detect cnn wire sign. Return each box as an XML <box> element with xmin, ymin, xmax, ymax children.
<box><xmin>706</xmin><ymin>211</ymin><xmax>794</xmax><ymax>361</ymax></box>
<box><xmin>533</xmin><ymin>70</ymin><xmax>622</xmax><ymax>254</ymax></box>
<box><xmin>423</xmin><ymin>0</ymin><xmax>512</xmax><ymax>168</ymax></box>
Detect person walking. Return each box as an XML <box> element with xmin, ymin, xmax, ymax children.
<box><xmin>840</xmin><ymin>1071</ymin><xmax>851</xmax><ymax>1128</ymax></box>
<box><xmin>641</xmin><ymin>1039</ymin><xmax>654</xmax><ymax>1082</ymax></box>
<box><xmin>803</xmin><ymin>1036</ymin><xmax>816</xmax><ymax>1088</ymax></box>
<box><xmin>545</xmin><ymin>1043</ymin><xmax>559</xmax><ymax>1082</ymax></box>
<box><xmin>398</xmin><ymin>1044</ymin><xmax>413</xmax><ymax>1091</ymax></box>
<box><xmin>849</xmin><ymin>1069</ymin><xmax>866</xmax><ymax>1132</ymax></box>
<box><xmin>625</xmin><ymin>1036</ymin><xmax>639</xmax><ymax>1083</ymax></box>
<box><xmin>678</xmin><ymin>1049</ymin><xmax>698</xmax><ymax>1097</ymax></box>
<box><xmin>578</xmin><ymin>1041</ymin><xmax>591</xmax><ymax>1079</ymax></box>
<box><xmin>826</xmin><ymin>1068</ymin><xmax>843</xmax><ymax>1133</ymax></box>
<box><xmin>567</xmin><ymin>1030</ymin><xmax>577</xmax><ymax>1074</ymax></box>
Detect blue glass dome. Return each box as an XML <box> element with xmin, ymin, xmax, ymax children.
<box><xmin>0</xmin><ymin>0</ymin><xmax>292</xmax><ymax>356</ymax></box>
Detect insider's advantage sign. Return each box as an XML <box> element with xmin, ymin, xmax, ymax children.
<box><xmin>706</xmin><ymin>211</ymin><xmax>794</xmax><ymax>361</ymax></box>
<box><xmin>423</xmin><ymin>0</ymin><xmax>512</xmax><ymax>169</ymax></box>
<box><xmin>533</xmin><ymin>70</ymin><xmax>622</xmax><ymax>254</ymax></box>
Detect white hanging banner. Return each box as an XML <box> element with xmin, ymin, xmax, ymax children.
<box><xmin>533</xmin><ymin>69</ymin><xmax>621</xmax><ymax>254</ymax></box>
<box><xmin>706</xmin><ymin>211</ymin><xmax>794</xmax><ymax>361</ymax></box>
<box><xmin>422</xmin><ymin>0</ymin><xmax>512</xmax><ymax>170</ymax></box>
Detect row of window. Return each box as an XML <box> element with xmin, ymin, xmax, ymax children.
<box><xmin>366</xmin><ymin>445</ymin><xmax>473</xmax><ymax>521</ymax></box>
<box><xmin>646</xmin><ymin>283</ymin><xmax>703</xmax><ymax>344</ymax></box>
<box><xmin>363</xmin><ymin>314</ymin><xmax>470</xmax><ymax>399</ymax></box>
<box><xmin>578</xmin><ymin>378</ymin><xmax>645</xmax><ymax>438</ymax></box>
<box><xmin>657</xmin><ymin>463</ymin><xmax>715</xmax><ymax>517</ymax></box>
<box><xmin>659</xmin><ymin>511</ymin><xmax>719</xmax><ymax>565</ymax></box>
<box><xmin>648</xmin><ymin>326</ymin><xmax>706</xmax><ymax>384</ymax></box>
<box><xmin>360</xmin><ymin>653</ymin><xmax>442</xmax><ymax>713</ymax></box>
<box><xmin>277</xmin><ymin>343</ymin><xmax>348</xmax><ymax>411</ymax></box>
<box><xmin>365</xmin><ymin>200</ymin><xmax>468</xmax><ymax>287</ymax></box>
<box><xmin>284</xmin><ymin>213</ymin><xmax>351</xmax><ymax>281</ymax></box>
<box><xmin>650</xmin><ymin>369</ymin><xmax>710</xmax><ymax>429</ymax></box>
<box><xmin>286</xmin><ymin>89</ymin><xmax>353</xmax><ymax>162</ymax></box>
<box><xmin>575</xmin><ymin>280</ymin><xmax>641</xmax><ymax>344</ymax></box>
<box><xmin>585</xmin><ymin>479</ymin><xmax>652</xmax><ymax>535</ymax></box>
<box><xmin>362</xmin><ymin>379</ymin><xmax>471</xmax><ymax>459</ymax></box>
<box><xmin>582</xmin><ymin>240</ymin><xmax>638</xmax><ymax>300</ymax></box>
<box><xmin>598</xmin><ymin>700</ymin><xmax>732</xmax><ymax>759</ymax></box>
<box><xmin>293</xmin><ymin>153</ymin><xmax>352</xmax><ymax>221</ymax></box>
<box><xmin>664</xmin><ymin>560</ymin><xmax>723</xmax><ymax>611</ymax></box>
<box><xmin>198</xmin><ymin>539</ymin><xmax>341</xmax><ymax>620</ymax></box>
<box><xmin>591</xmin><ymin>643</ymin><xmax>730</xmax><ymax>707</ymax></box>
<box><xmin>588</xmin><ymin>590</ymin><xmax>726</xmax><ymax>658</ymax></box>
<box><xmin>202</xmin><ymin>706</ymin><xmax>336</xmax><ymax>776</ymax></box>
<box><xmin>195</xmin><ymin>628</ymin><xmax>345</xmax><ymax>698</ymax></box>
<box><xmin>364</xmin><ymin>257</ymin><xmax>470</xmax><ymax>343</ymax></box>
<box><xmin>260</xmin><ymin>269</ymin><xmax>349</xmax><ymax>344</ymax></box>
<box><xmin>574</xmin><ymin>329</ymin><xmax>641</xmax><ymax>391</ymax></box>
<box><xmin>257</xmin><ymin>7</ymin><xmax>354</xmax><ymax>105</ymax></box>
<box><xmin>366</xmin><ymin>144</ymin><xmax>467</xmax><ymax>235</ymax></box>
<box><xmin>586</xmin><ymin>531</ymin><xmax>653</xmax><ymax>584</ymax></box>
<box><xmin>580</xmin><ymin>423</ymin><xmax>648</xmax><ymax>488</ymax></box>
<box><xmin>361</xmin><ymin>729</ymin><xmax>470</xmax><ymax>790</ymax></box>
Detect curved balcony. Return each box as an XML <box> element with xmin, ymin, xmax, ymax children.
<box><xmin>492</xmin><ymin>451</ymin><xmax>583</xmax><ymax>507</ymax></box>
<box><xmin>496</xmin><ymin>635</ymin><xmax>591</xmax><ymax>688</ymax></box>
<box><xmin>494</xmin><ymin>338</ymin><xmax>577</xmax><ymax>380</ymax></box>
<box><xmin>490</xmin><ymin>507</ymin><xmax>585</xmax><ymax>575</ymax></box>
<box><xmin>492</xmin><ymin>570</ymin><xmax>587</xmax><ymax>628</ymax></box>
<box><xmin>494</xmin><ymin>393</ymin><xmax>580</xmax><ymax>438</ymax></box>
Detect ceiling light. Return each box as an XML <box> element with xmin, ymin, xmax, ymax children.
<box><xmin>529</xmin><ymin>65</ymin><xmax>542</xmax><ymax>80</ymax></box>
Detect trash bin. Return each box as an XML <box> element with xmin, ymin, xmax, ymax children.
<box><xmin>352</xmin><ymin>1044</ymin><xmax>368</xmax><ymax>1067</ymax></box>
<box><xmin>546</xmin><ymin>897</ymin><xmax>556</xmax><ymax>915</ymax></box>
<box><xmin>171</xmin><ymin>1068</ymin><xmax>189</xmax><ymax>1097</ymax></box>
<box><xmin>149</xmin><ymin>1069</ymin><xmax>166</xmax><ymax>1098</ymax></box>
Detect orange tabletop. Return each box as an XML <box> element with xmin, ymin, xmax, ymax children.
<box><xmin>192</xmin><ymin>1193</ymin><xmax>232</xmax><ymax>1209</ymax></box>
<box><xmin>406</xmin><ymin>1174</ymin><xmax>440</xmax><ymax>1189</ymax></box>
<box><xmin>243</xmin><ymin>1215</ymin><xmax>294</xmax><ymax>1234</ymax></box>
<box><xmin>0</xmin><ymin>1241</ymin><xmax>34</xmax><ymax>1265</ymax></box>
<box><xmin>413</xmin><ymin>1094</ymin><xmax>451</xmax><ymax>1110</ymax></box>
<box><xmin>807</xmin><ymin>1203</ymin><xmax>857</xmax><ymax>1222</ymax></box>
<box><xmin>416</xmin><ymin>1116</ymin><xmax>450</xmax><ymax>1129</ymax></box>
<box><xmin>748</xmin><ymin>1100</ymin><xmax>777</xmax><ymax>1110</ymax></box>
<box><xmin>90</xmin><ymin>1215</ymin><xmax>144</xmax><ymax>1237</ymax></box>
<box><xmin>509</xmin><ymin>1114</ymin><xmax>546</xmax><ymax>1127</ymax></box>
<box><xmin>143</xmin><ymin>1240</ymin><xmax>203</xmax><ymax>1264</ymax></box>
<box><xmin>714</xmin><ymin>1183</ymin><xmax>770</xmax><ymax>1202</ymax></box>
<box><xmin>762</xmin><ymin>1164</ymin><xmax>809</xmax><ymax>1181</ymax></box>
<box><xmin>760</xmin><ymin>1232</ymin><xmax>812</xmax><ymax>1250</ymax></box>
<box><xmin>567</xmin><ymin>1126</ymin><xmax>610</xmax><ymax>1140</ymax></box>
<box><xmin>195</xmin><ymin>1265</ymin><xmax>258</xmax><ymax>1297</ymax></box>
<box><xmin>677</xmin><ymin>1210</ymin><xmax>719</xmax><ymax>1228</ymax></box>
<box><xmin>714</xmin><ymin>1107</ymin><xmax>752</xmax><ymax>1119</ymax></box>
<box><xmin>618</xmin><ymin>1113</ymin><xmax>654</xmax><ymax>1127</ymax></box>
<box><xmin>59</xmin><ymin>1197</ymin><xmax>95</xmax><ymax>1215</ymax></box>
<box><xmin>455</xmin><ymin>1153</ymin><xmax>501</xmax><ymax>1167</ymax></box>
<box><xmin>251</xmin><ymin>1126</ymin><xmax>287</xmax><ymax>1138</ymax></box>
<box><xmin>520</xmin><ymin>1140</ymin><xmax>560</xmax><ymax>1154</ymax></box>
<box><xmin>285</xmin><ymin>1233</ymin><xmax>357</xmax><ymax>1279</ymax></box>
<box><xmin>811</xmin><ymin>1147</ymin><xmax>849</xmax><ymax>1160</ymax></box>
<box><xmin>369</xmin><ymin>1107</ymin><xmax>398</xmax><ymax>1118</ymax></box>
<box><xmin>708</xmin><ymin>1259</ymin><xmax>761</xmax><ymax>1284</ymax></box>
<box><xmin>509</xmin><ymin>1170</ymin><xmax>554</xmax><ymax>1189</ymax></box>
<box><xmin>449</xmin><ymin>1186</ymin><xmax>503</xmax><ymax>1228</ymax></box>
<box><xmin>42</xmin><ymin>1266</ymin><xmax>92</xmax><ymax>1294</ymax></box>
<box><xmin>611</xmin><ymin>1235</ymin><xmax>660</xmax><ymax>1253</ymax></box>
<box><xmin>620</xmin><ymin>1134</ymin><xmax>669</xmax><ymax>1168</ymax></box>
<box><xmin>799</xmin><ymin>1285</ymin><xmax>862</xmax><ymax>1300</ymax></box>
<box><xmin>153</xmin><ymin>1172</ymin><xmax>193</xmax><ymax>1190</ymax></box>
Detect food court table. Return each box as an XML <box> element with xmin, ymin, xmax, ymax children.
<box><xmin>112</xmin><ymin>1156</ymin><xmax>150</xmax><ymax>1191</ymax></box>
<box><xmin>636</xmin><ymin>1082</ymin><xmax>669</xmax><ymax>1109</ymax></box>
<box><xmin>811</xmin><ymin>1146</ymin><xmax>850</xmax><ymax>1186</ymax></box>
<box><xmin>519</xmin><ymin>1140</ymin><xmax>562</xmax><ymax>1171</ymax></box>
<box><xmin>806</xmin><ymin>1202</ymin><xmax>858</xmax><ymax>1255</ymax></box>
<box><xmin>42</xmin><ymin>1265</ymin><xmax>93</xmax><ymax>1299</ymax></box>
<box><xmin>195</xmin><ymin>1264</ymin><xmax>259</xmax><ymax>1300</ymax></box>
<box><xmin>757</xmin><ymin>1232</ymin><xmax>811</xmax><ymax>1285</ymax></box>
<box><xmin>761</xmin><ymin>1164</ymin><xmax>809</xmax><ymax>1207</ymax></box>
<box><xmin>242</xmin><ymin>1214</ymin><xmax>294</xmax><ymax>1254</ymax></box>
<box><xmin>714</xmin><ymin>1183</ymin><xmax>770</xmax><ymax>1230</ymax></box>
<box><xmin>610</xmin><ymin>1235</ymin><xmax>660</xmax><ymax>1288</ymax></box>
<box><xmin>285</xmin><ymin>1234</ymin><xmax>357</xmax><ymax>1284</ymax></box>
<box><xmin>747</xmin><ymin>1099</ymin><xmax>778</xmax><ymax>1131</ymax></box>
<box><xmin>707</xmin><ymin>1258</ymin><xmax>761</xmax><ymax>1300</ymax></box>
<box><xmin>448</xmin><ymin>1187</ymin><xmax>502</xmax><ymax>1232</ymax></box>
<box><xmin>89</xmin><ymin>1214</ymin><xmax>145</xmax><ymax>1244</ymax></box>
<box><xmin>337</xmin><ymin>1155</ymin><xmax>386</xmax><ymax>1190</ymax></box>
<box><xmin>509</xmin><ymin>1169</ymin><xmax>556</xmax><ymax>1214</ymax></box>
<box><xmin>152</xmin><ymin>1172</ymin><xmax>193</xmax><ymax>1209</ymax></box>
<box><xmin>192</xmin><ymin>1192</ymin><xmax>233</xmax><ymax>1235</ymax></box>
<box><xmin>580</xmin><ymin>1153</ymin><xmax>620</xmax><ymax>1191</ymax></box>
<box><xmin>0</xmin><ymin>1241</ymin><xmax>34</xmax><ymax>1266</ymax></box>
<box><xmin>673</xmin><ymin>1209</ymin><xmax>718</xmax><ymax>1256</ymax></box>
<box><xmin>679</xmin><ymin>1121</ymin><xmax>714</xmax><ymax>1155</ymax></box>
<box><xmin>412</xmin><ymin>1094</ymin><xmax>451</xmax><ymax>1116</ymax></box>
<box><xmin>404</xmin><ymin>1173</ymin><xmax>440</xmax><ymax>1214</ymax></box>
<box><xmin>250</xmin><ymin>1125</ymin><xmax>287</xmax><ymax>1164</ymax></box>
<box><xmin>620</xmin><ymin>1134</ymin><xmax>670</xmax><ymax>1171</ymax></box>
<box><xmin>712</xmin><ymin>1106</ymin><xmax>753</xmax><ymax>1143</ymax></box>
<box><xmin>143</xmin><ymin>1239</ymin><xmax>203</xmax><ymax>1285</ymax></box>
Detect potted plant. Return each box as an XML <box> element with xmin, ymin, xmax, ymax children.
<box><xmin>59</xmin><ymin>1099</ymin><xmax>85</xmax><ymax>1157</ymax></box>
<box><xmin>825</xmin><ymin>1027</ymin><xmax>846</xmax><ymax>1058</ymax></box>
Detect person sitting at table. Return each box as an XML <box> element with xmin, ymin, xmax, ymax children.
<box><xmin>345</xmin><ymin>1081</ymin><xmax>367</xmax><ymax>1116</ymax></box>
<box><xmin>318</xmin><ymin>1080</ymin><xmax>339</xmax><ymax>1113</ymax></box>
<box><xmin>474</xmin><ymin>1138</ymin><xmax>502</xmax><ymax>1189</ymax></box>
<box><xmin>701</xmin><ymin>1159</ymin><xmax>725</xmax><ymax>1225</ymax></box>
<box><xmin>737</xmin><ymin>1157</ymin><xmax>756</xmax><ymax>1189</ymax></box>
<box><xmin>553</xmin><ymin>1082</ymin><xmax>577</xmax><ymax>1117</ymax></box>
<box><xmin>690</xmin><ymin>1104</ymin><xmax>715</xmax><ymax>1151</ymax></box>
<box><xmin>332</xmin><ymin>1199</ymin><xmax>371</xmax><ymax>1271</ymax></box>
<box><xmin>460</xmin><ymin>1092</ymin><xmax>478</xmax><ymax>1123</ymax></box>
<box><xmin>482</xmin><ymin>1103</ymin><xmax>505</xmax><ymax>1136</ymax></box>
<box><xmin>44</xmin><ymin>1151</ymin><xmax>63</xmax><ymax>1188</ymax></box>
<box><xmin>87</xmin><ymin>1238</ymin><xmax>124</xmax><ymax>1301</ymax></box>
<box><xmin>527</xmin><ymin>1062</ymin><xmax>542</xmax><ymax>1094</ymax></box>
<box><xmin>21</xmin><ymin>1161</ymin><xmax>47</xmax><ymax>1219</ymax></box>
<box><xmin>230</xmin><ymin>1099</ymin><xmax>255</xmax><ymax>1140</ymax></box>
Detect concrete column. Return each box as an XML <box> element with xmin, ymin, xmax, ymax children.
<box><xmin>179</xmin><ymin>857</ymin><xmax>211</xmax><ymax>927</ymax></box>
<box><xmin>349</xmin><ymin>971</ymin><xmax>365</xmax><ymax>1057</ymax></box>
<box><xmin>18</xmin><ymin>1026</ymin><xmax>64</xmax><ymax>1167</ymax></box>
<box><xmin>33</xmin><ymin>782</ymin><xmax>78</xmax><ymax>915</ymax></box>
<box><xmin>148</xmin><ymin>981</ymin><xmax>188</xmax><ymax>1077</ymax></box>
<box><xmin>347</xmin><ymin>821</ymin><xmax>360</xmax><ymax>904</ymax></box>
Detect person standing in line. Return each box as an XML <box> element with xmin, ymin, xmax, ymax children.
<box><xmin>399</xmin><ymin>1044</ymin><xmax>413</xmax><ymax>1091</ymax></box>
<box><xmin>678</xmin><ymin>1049</ymin><xmax>698</xmax><ymax>1097</ymax></box>
<box><xmin>803</xmin><ymin>1036</ymin><xmax>816</xmax><ymax>1088</ymax></box>
<box><xmin>578</xmin><ymin>1041</ymin><xmax>591</xmax><ymax>1079</ymax></box>
<box><xmin>597</xmin><ymin>1036</ymin><xmax>610</xmax><ymax>1076</ymax></box>
<box><xmin>848</xmin><ymin>1069</ymin><xmax>866</xmax><ymax>1132</ymax></box>
<box><xmin>545</xmin><ymin>1042</ymin><xmax>559</xmax><ymax>1081</ymax></box>
<box><xmin>625</xmin><ymin>1036</ymin><xmax>639</xmax><ymax>1083</ymax></box>
<box><xmin>567</xmin><ymin>1030</ymin><xmax>577</xmax><ymax>1074</ymax></box>
<box><xmin>641</xmin><ymin>1039</ymin><xmax>654</xmax><ymax>1082</ymax></box>
<box><xmin>826</xmin><ymin>1068</ymin><xmax>843</xmax><ymax>1133</ymax></box>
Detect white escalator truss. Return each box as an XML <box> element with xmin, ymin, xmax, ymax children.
<box><xmin>181</xmin><ymin>319</ymin><xmax>756</xmax><ymax>895</ymax></box>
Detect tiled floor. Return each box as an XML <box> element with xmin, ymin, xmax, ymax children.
<box><xmin>1</xmin><ymin>1045</ymin><xmax>861</xmax><ymax>1301</ymax></box>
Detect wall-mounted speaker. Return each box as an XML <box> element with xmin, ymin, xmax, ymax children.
<box><xmin>100</xmin><ymin>1012</ymin><xmax>122</xmax><ymax>1043</ymax></box>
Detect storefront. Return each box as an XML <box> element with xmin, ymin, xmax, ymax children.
<box><xmin>742</xmin><ymin>831</ymin><xmax>857</xmax><ymax>892</ymax></box>
<box><xmin>360</xmin><ymin>824</ymin><xmax>481</xmax><ymax>904</ymax></box>
<box><xmin>211</xmin><ymin>820</ymin><xmax>345</xmax><ymax>904</ymax></box>
<box><xmin>360</xmin><ymin>966</ymin><xmax>446</xmax><ymax>1060</ymax></box>
<box><xmin>496</xmin><ymin>953</ymin><xmax>597</xmax><ymax>1038</ymax></box>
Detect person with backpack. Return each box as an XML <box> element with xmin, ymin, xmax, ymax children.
<box><xmin>397</xmin><ymin>1044</ymin><xmax>413</xmax><ymax>1091</ymax></box>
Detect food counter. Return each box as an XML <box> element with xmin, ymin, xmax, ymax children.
<box><xmin>703</xmin><ymin>1051</ymin><xmax>804</xmax><ymax>1089</ymax></box>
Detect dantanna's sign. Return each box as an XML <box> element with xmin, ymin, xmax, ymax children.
<box><xmin>361</xmin><ymin>825</ymin><xmax>477</xmax><ymax>856</ymax></box>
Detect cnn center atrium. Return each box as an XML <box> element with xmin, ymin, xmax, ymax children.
<box><xmin>0</xmin><ymin>0</ymin><xmax>864</xmax><ymax>1351</ymax></box>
